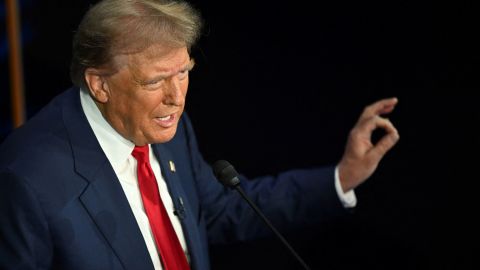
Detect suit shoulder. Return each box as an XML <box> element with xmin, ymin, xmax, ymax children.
<box><xmin>0</xmin><ymin>88</ymin><xmax>78</xmax><ymax>175</ymax></box>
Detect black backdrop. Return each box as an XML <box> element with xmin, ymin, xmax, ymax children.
<box><xmin>1</xmin><ymin>0</ymin><xmax>478</xmax><ymax>269</ymax></box>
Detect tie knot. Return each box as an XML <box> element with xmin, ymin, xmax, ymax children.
<box><xmin>132</xmin><ymin>145</ymin><xmax>149</xmax><ymax>162</ymax></box>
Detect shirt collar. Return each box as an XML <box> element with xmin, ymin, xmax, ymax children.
<box><xmin>80</xmin><ymin>89</ymin><xmax>135</xmax><ymax>169</ymax></box>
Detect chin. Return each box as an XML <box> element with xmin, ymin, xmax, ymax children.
<box><xmin>150</xmin><ymin>129</ymin><xmax>178</xmax><ymax>144</ymax></box>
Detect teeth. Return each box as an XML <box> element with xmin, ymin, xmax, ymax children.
<box><xmin>158</xmin><ymin>115</ymin><xmax>171</xmax><ymax>121</ymax></box>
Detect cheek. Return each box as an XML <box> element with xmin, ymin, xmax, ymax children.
<box><xmin>181</xmin><ymin>79</ymin><xmax>189</xmax><ymax>97</ymax></box>
<box><xmin>136</xmin><ymin>93</ymin><xmax>166</xmax><ymax>119</ymax></box>
<box><xmin>108</xmin><ymin>92</ymin><xmax>148</xmax><ymax>126</ymax></box>
<box><xmin>184</xmin><ymin>77</ymin><xmax>189</xmax><ymax>91</ymax></box>
<box><xmin>111</xmin><ymin>94</ymin><xmax>135</xmax><ymax>116</ymax></box>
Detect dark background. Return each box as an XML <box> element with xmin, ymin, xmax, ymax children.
<box><xmin>1</xmin><ymin>0</ymin><xmax>478</xmax><ymax>269</ymax></box>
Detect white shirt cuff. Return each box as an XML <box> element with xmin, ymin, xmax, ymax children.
<box><xmin>334</xmin><ymin>166</ymin><xmax>357</xmax><ymax>208</ymax></box>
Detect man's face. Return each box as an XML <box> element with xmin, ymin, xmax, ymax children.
<box><xmin>98</xmin><ymin>44</ymin><xmax>193</xmax><ymax>146</ymax></box>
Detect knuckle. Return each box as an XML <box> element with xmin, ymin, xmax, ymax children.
<box><xmin>349</xmin><ymin>128</ymin><xmax>361</xmax><ymax>138</ymax></box>
<box><xmin>362</xmin><ymin>106</ymin><xmax>372</xmax><ymax>115</ymax></box>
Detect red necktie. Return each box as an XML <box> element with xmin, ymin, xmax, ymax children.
<box><xmin>132</xmin><ymin>145</ymin><xmax>190</xmax><ymax>270</ymax></box>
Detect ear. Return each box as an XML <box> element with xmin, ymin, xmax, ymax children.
<box><xmin>84</xmin><ymin>68</ymin><xmax>110</xmax><ymax>103</ymax></box>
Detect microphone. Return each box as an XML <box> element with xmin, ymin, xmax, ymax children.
<box><xmin>212</xmin><ymin>160</ymin><xmax>311</xmax><ymax>270</ymax></box>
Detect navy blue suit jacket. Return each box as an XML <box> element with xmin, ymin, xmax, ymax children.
<box><xmin>0</xmin><ymin>88</ymin><xmax>347</xmax><ymax>270</ymax></box>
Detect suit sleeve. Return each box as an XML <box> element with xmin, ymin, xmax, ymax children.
<box><xmin>180</xmin><ymin>115</ymin><xmax>349</xmax><ymax>245</ymax></box>
<box><xmin>0</xmin><ymin>170</ymin><xmax>53</xmax><ymax>270</ymax></box>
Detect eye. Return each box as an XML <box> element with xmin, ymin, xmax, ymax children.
<box><xmin>141</xmin><ymin>78</ymin><xmax>164</xmax><ymax>90</ymax></box>
<box><xmin>177</xmin><ymin>69</ymin><xmax>189</xmax><ymax>80</ymax></box>
<box><xmin>149</xmin><ymin>79</ymin><xmax>163</xmax><ymax>85</ymax></box>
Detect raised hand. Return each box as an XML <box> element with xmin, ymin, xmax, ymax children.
<box><xmin>338</xmin><ymin>98</ymin><xmax>400</xmax><ymax>192</ymax></box>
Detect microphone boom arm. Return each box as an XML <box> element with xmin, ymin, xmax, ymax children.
<box><xmin>234</xmin><ymin>185</ymin><xmax>311</xmax><ymax>270</ymax></box>
<box><xmin>212</xmin><ymin>160</ymin><xmax>311</xmax><ymax>270</ymax></box>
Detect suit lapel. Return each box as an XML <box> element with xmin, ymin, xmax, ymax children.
<box><xmin>152</xmin><ymin>143</ymin><xmax>204</xmax><ymax>270</ymax></box>
<box><xmin>79</xmin><ymin>164</ymin><xmax>154</xmax><ymax>270</ymax></box>
<box><xmin>62</xmin><ymin>89</ymin><xmax>153</xmax><ymax>270</ymax></box>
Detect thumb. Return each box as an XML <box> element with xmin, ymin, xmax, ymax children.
<box><xmin>368</xmin><ymin>131</ymin><xmax>400</xmax><ymax>162</ymax></box>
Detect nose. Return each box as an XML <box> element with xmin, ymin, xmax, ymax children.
<box><xmin>163</xmin><ymin>76</ymin><xmax>185</xmax><ymax>106</ymax></box>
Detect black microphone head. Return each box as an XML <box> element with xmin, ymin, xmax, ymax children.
<box><xmin>212</xmin><ymin>160</ymin><xmax>241</xmax><ymax>188</ymax></box>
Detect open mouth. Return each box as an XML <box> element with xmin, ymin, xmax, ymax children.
<box><xmin>154</xmin><ymin>113</ymin><xmax>176</xmax><ymax>128</ymax></box>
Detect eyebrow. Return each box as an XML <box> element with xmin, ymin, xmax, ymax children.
<box><xmin>137</xmin><ymin>58</ymin><xmax>196</xmax><ymax>85</ymax></box>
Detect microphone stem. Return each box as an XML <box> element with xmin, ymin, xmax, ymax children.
<box><xmin>235</xmin><ymin>186</ymin><xmax>311</xmax><ymax>270</ymax></box>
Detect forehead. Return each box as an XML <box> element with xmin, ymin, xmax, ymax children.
<box><xmin>117</xmin><ymin>44</ymin><xmax>190</xmax><ymax>75</ymax></box>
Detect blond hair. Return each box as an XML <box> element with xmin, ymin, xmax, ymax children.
<box><xmin>70</xmin><ymin>0</ymin><xmax>202</xmax><ymax>89</ymax></box>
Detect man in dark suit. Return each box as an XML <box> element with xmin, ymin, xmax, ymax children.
<box><xmin>0</xmin><ymin>0</ymin><xmax>399</xmax><ymax>269</ymax></box>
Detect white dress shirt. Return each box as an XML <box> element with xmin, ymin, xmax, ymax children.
<box><xmin>80</xmin><ymin>90</ymin><xmax>188</xmax><ymax>270</ymax></box>
<box><xmin>79</xmin><ymin>89</ymin><xmax>356</xmax><ymax>269</ymax></box>
<box><xmin>335</xmin><ymin>166</ymin><xmax>357</xmax><ymax>207</ymax></box>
